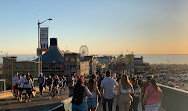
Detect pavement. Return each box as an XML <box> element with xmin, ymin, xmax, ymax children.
<box><xmin>97</xmin><ymin>97</ymin><xmax>166</xmax><ymax>111</ymax></box>
<box><xmin>0</xmin><ymin>87</ymin><xmax>69</xmax><ymax>111</ymax></box>
<box><xmin>0</xmin><ymin>87</ymin><xmax>166</xmax><ymax>111</ymax></box>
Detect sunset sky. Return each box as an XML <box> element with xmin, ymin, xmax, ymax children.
<box><xmin>0</xmin><ymin>0</ymin><xmax>188</xmax><ymax>55</ymax></box>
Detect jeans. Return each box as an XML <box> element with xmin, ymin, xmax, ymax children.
<box><xmin>87</xmin><ymin>97</ymin><xmax>98</xmax><ymax>108</ymax></box>
<box><xmin>72</xmin><ymin>102</ymin><xmax>88</xmax><ymax>111</ymax></box>
<box><xmin>132</xmin><ymin>97</ymin><xmax>139</xmax><ymax>111</ymax></box>
<box><xmin>103</xmin><ymin>97</ymin><xmax>113</xmax><ymax>111</ymax></box>
<box><xmin>39</xmin><ymin>84</ymin><xmax>43</xmax><ymax>95</ymax></box>
<box><xmin>145</xmin><ymin>103</ymin><xmax>161</xmax><ymax>111</ymax></box>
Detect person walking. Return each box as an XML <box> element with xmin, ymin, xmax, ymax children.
<box><xmin>129</xmin><ymin>77</ymin><xmax>136</xmax><ymax>111</ymax></box>
<box><xmin>68</xmin><ymin>75</ymin><xmax>75</xmax><ymax>97</ymax></box>
<box><xmin>132</xmin><ymin>79</ymin><xmax>141</xmax><ymax>111</ymax></box>
<box><xmin>141</xmin><ymin>76</ymin><xmax>152</xmax><ymax>110</ymax></box>
<box><xmin>117</xmin><ymin>75</ymin><xmax>134</xmax><ymax>111</ymax></box>
<box><xmin>100</xmin><ymin>71</ymin><xmax>118</xmax><ymax>111</ymax></box>
<box><xmin>38</xmin><ymin>73</ymin><xmax>45</xmax><ymax>97</ymax></box>
<box><xmin>13</xmin><ymin>73</ymin><xmax>19</xmax><ymax>98</ymax></box>
<box><xmin>143</xmin><ymin>79</ymin><xmax>162</xmax><ymax>111</ymax></box>
<box><xmin>53</xmin><ymin>75</ymin><xmax>59</xmax><ymax>97</ymax></box>
<box><xmin>87</xmin><ymin>79</ymin><xmax>100</xmax><ymax>111</ymax></box>
<box><xmin>97</xmin><ymin>74</ymin><xmax>103</xmax><ymax>91</ymax></box>
<box><xmin>62</xmin><ymin>76</ymin><xmax>67</xmax><ymax>91</ymax></box>
<box><xmin>25</xmin><ymin>75</ymin><xmax>33</xmax><ymax>102</ymax></box>
<box><xmin>46</xmin><ymin>75</ymin><xmax>53</xmax><ymax>92</ymax></box>
<box><xmin>71</xmin><ymin>78</ymin><xmax>91</xmax><ymax>111</ymax></box>
<box><xmin>19</xmin><ymin>74</ymin><xmax>27</xmax><ymax>102</ymax></box>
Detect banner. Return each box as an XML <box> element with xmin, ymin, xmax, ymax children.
<box><xmin>40</xmin><ymin>27</ymin><xmax>48</xmax><ymax>51</ymax></box>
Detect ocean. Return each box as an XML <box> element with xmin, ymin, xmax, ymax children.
<box><xmin>1</xmin><ymin>54</ymin><xmax>188</xmax><ymax>64</ymax></box>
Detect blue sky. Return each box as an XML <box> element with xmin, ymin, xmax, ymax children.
<box><xmin>0</xmin><ymin>0</ymin><xmax>188</xmax><ymax>55</ymax></box>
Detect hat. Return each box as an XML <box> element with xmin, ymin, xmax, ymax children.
<box><xmin>77</xmin><ymin>78</ymin><xmax>84</xmax><ymax>83</ymax></box>
<box><xmin>55</xmin><ymin>75</ymin><xmax>58</xmax><ymax>79</ymax></box>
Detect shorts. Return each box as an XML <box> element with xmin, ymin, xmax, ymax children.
<box><xmin>87</xmin><ymin>97</ymin><xmax>98</xmax><ymax>108</ymax></box>
<box><xmin>19</xmin><ymin>88</ymin><xmax>24</xmax><ymax>92</ymax></box>
<box><xmin>15</xmin><ymin>85</ymin><xmax>19</xmax><ymax>90</ymax></box>
<box><xmin>72</xmin><ymin>102</ymin><xmax>88</xmax><ymax>111</ymax></box>
<box><xmin>25</xmin><ymin>88</ymin><xmax>32</xmax><ymax>94</ymax></box>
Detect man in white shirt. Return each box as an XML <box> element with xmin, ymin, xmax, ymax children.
<box><xmin>100</xmin><ymin>71</ymin><xmax>118</xmax><ymax>111</ymax></box>
<box><xmin>13</xmin><ymin>73</ymin><xmax>19</xmax><ymax>97</ymax></box>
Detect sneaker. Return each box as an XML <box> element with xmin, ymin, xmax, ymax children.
<box><xmin>29</xmin><ymin>100</ymin><xmax>31</xmax><ymax>102</ymax></box>
<box><xmin>25</xmin><ymin>100</ymin><xmax>28</xmax><ymax>103</ymax></box>
<box><xmin>40</xmin><ymin>95</ymin><xmax>42</xmax><ymax>97</ymax></box>
<box><xmin>49</xmin><ymin>97</ymin><xmax>52</xmax><ymax>100</ymax></box>
<box><xmin>18</xmin><ymin>99</ymin><xmax>22</xmax><ymax>102</ymax></box>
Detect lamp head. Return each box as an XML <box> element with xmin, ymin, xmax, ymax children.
<box><xmin>48</xmin><ymin>18</ymin><xmax>53</xmax><ymax>21</ymax></box>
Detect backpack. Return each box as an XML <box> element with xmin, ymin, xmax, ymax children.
<box><xmin>38</xmin><ymin>77</ymin><xmax>44</xmax><ymax>85</ymax></box>
<box><xmin>46</xmin><ymin>78</ymin><xmax>52</xmax><ymax>86</ymax></box>
<box><xmin>71</xmin><ymin>86</ymin><xmax>85</xmax><ymax>105</ymax></box>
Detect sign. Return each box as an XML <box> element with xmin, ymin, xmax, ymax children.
<box><xmin>40</xmin><ymin>27</ymin><xmax>49</xmax><ymax>51</ymax></box>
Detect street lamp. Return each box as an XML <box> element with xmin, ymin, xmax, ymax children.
<box><xmin>37</xmin><ymin>18</ymin><xmax>53</xmax><ymax>77</ymax></box>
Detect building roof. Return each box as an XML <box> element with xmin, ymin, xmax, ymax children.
<box><xmin>42</xmin><ymin>45</ymin><xmax>64</xmax><ymax>63</ymax></box>
<box><xmin>41</xmin><ymin>38</ymin><xmax>64</xmax><ymax>63</ymax></box>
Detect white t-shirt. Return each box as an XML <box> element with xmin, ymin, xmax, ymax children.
<box><xmin>25</xmin><ymin>79</ymin><xmax>33</xmax><ymax>88</ymax></box>
<box><xmin>20</xmin><ymin>76</ymin><xmax>26</xmax><ymax>88</ymax></box>
<box><xmin>13</xmin><ymin>76</ymin><xmax>19</xmax><ymax>86</ymax></box>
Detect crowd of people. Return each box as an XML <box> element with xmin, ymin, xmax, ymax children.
<box><xmin>12</xmin><ymin>73</ymin><xmax>67</xmax><ymax>102</ymax></box>
<box><xmin>70</xmin><ymin>71</ymin><xmax>162</xmax><ymax>111</ymax></box>
<box><xmin>13</xmin><ymin>73</ymin><xmax>34</xmax><ymax>102</ymax></box>
<box><xmin>12</xmin><ymin>71</ymin><xmax>162</xmax><ymax>111</ymax></box>
<box><xmin>37</xmin><ymin>74</ymin><xmax>67</xmax><ymax>99</ymax></box>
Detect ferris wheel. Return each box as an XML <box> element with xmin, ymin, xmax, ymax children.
<box><xmin>79</xmin><ymin>45</ymin><xmax>89</xmax><ymax>56</ymax></box>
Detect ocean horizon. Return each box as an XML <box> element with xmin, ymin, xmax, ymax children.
<box><xmin>1</xmin><ymin>54</ymin><xmax>188</xmax><ymax>65</ymax></box>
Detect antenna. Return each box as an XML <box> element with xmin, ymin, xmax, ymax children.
<box><xmin>127</xmin><ymin>50</ymin><xmax>134</xmax><ymax>55</ymax></box>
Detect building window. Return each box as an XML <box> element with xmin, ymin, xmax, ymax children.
<box><xmin>43</xmin><ymin>65</ymin><xmax>48</xmax><ymax>69</ymax></box>
<box><xmin>52</xmin><ymin>65</ymin><xmax>55</xmax><ymax>69</ymax></box>
<box><xmin>16</xmin><ymin>64</ymin><xmax>20</xmax><ymax>69</ymax></box>
<box><xmin>73</xmin><ymin>65</ymin><xmax>76</xmax><ymax>70</ymax></box>
<box><xmin>23</xmin><ymin>65</ymin><xmax>28</xmax><ymax>69</ymax></box>
<box><xmin>29</xmin><ymin>65</ymin><xmax>34</xmax><ymax>69</ymax></box>
<box><xmin>70</xmin><ymin>65</ymin><xmax>76</xmax><ymax>71</ymax></box>
<box><xmin>71</xmin><ymin>57</ymin><xmax>76</xmax><ymax>62</ymax></box>
<box><xmin>64</xmin><ymin>65</ymin><xmax>68</xmax><ymax>70</ymax></box>
<box><xmin>65</xmin><ymin>57</ymin><xmax>69</xmax><ymax>62</ymax></box>
<box><xmin>56</xmin><ymin>65</ymin><xmax>61</xmax><ymax>69</ymax></box>
<box><xmin>77</xmin><ymin>65</ymin><xmax>80</xmax><ymax>70</ymax></box>
<box><xmin>70</xmin><ymin>65</ymin><xmax>73</xmax><ymax>71</ymax></box>
<box><xmin>77</xmin><ymin>58</ymin><xmax>80</xmax><ymax>62</ymax></box>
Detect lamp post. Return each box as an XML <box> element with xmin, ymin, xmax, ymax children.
<box><xmin>37</xmin><ymin>18</ymin><xmax>53</xmax><ymax>77</ymax></box>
